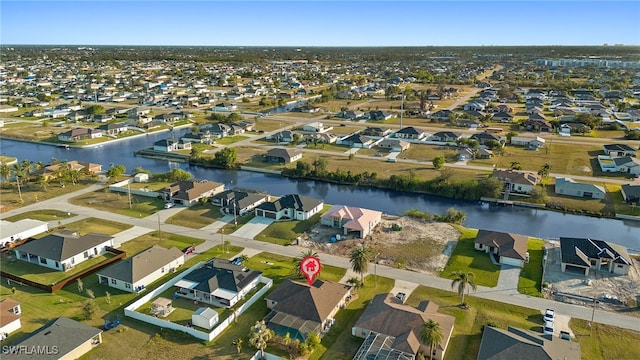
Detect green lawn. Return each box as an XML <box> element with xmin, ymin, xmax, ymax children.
<box><xmin>244</xmin><ymin>252</ymin><xmax>345</xmax><ymax>284</ymax></box>
<box><xmin>4</xmin><ymin>209</ymin><xmax>76</xmax><ymax>222</ymax></box>
<box><xmin>440</xmin><ymin>226</ymin><xmax>501</xmax><ymax>287</ymax></box>
<box><xmin>69</xmin><ymin>190</ymin><xmax>165</xmax><ymax>218</ymax></box>
<box><xmin>305</xmin><ymin>143</ymin><xmax>350</xmax><ymax>153</ymax></box>
<box><xmin>1</xmin><ymin>251</ymin><xmax>116</xmax><ymax>285</ymax></box>
<box><xmin>518</xmin><ymin>239</ymin><xmax>545</xmax><ymax>297</ymax></box>
<box><xmin>255</xmin><ymin>205</ymin><xmax>331</xmax><ymax>245</ymax></box>
<box><xmin>569</xmin><ymin>318</ymin><xmax>640</xmax><ymax>360</ymax></box>
<box><xmin>216</xmin><ymin>135</ymin><xmax>249</xmax><ymax>145</ymax></box>
<box><xmin>219</xmin><ymin>213</ymin><xmax>255</xmax><ymax>234</ymax></box>
<box><xmin>49</xmin><ymin>217</ymin><xmax>132</xmax><ymax>236</ymax></box>
<box><xmin>0</xmin><ymin>179</ymin><xmax>96</xmax><ymax>213</ymax></box>
<box><xmin>165</xmin><ymin>204</ymin><xmax>224</xmax><ymax>228</ymax></box>
<box><xmin>117</xmin><ymin>232</ymin><xmax>205</xmax><ymax>258</ymax></box>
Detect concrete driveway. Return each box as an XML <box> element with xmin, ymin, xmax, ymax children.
<box><xmin>389</xmin><ymin>279</ymin><xmax>419</xmax><ymax>300</ymax></box>
<box><xmin>231</xmin><ymin>217</ymin><xmax>275</xmax><ymax>239</ymax></box>
<box><xmin>496</xmin><ymin>264</ymin><xmax>521</xmax><ymax>291</ymax></box>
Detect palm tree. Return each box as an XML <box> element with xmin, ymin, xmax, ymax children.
<box><xmin>249</xmin><ymin>320</ymin><xmax>274</xmax><ymax>360</ymax></box>
<box><xmin>232</xmin><ymin>337</ymin><xmax>243</xmax><ymax>354</ymax></box>
<box><xmin>346</xmin><ymin>276</ymin><xmax>363</xmax><ymax>294</ymax></box>
<box><xmin>350</xmin><ymin>245</ymin><xmax>374</xmax><ymax>284</ymax></box>
<box><xmin>292</xmin><ymin>249</ymin><xmax>319</xmax><ymax>279</ymax></box>
<box><xmin>421</xmin><ymin>319</ymin><xmax>443</xmax><ymax>360</ymax></box>
<box><xmin>450</xmin><ymin>271</ymin><xmax>477</xmax><ymax>306</ymax></box>
<box><xmin>0</xmin><ymin>163</ymin><xmax>10</xmax><ymax>187</ymax></box>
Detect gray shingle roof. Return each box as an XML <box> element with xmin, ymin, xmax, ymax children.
<box><xmin>181</xmin><ymin>258</ymin><xmax>261</xmax><ymax>294</ymax></box>
<box><xmin>560</xmin><ymin>237</ymin><xmax>632</xmax><ymax>266</ymax></box>
<box><xmin>4</xmin><ymin>317</ymin><xmax>102</xmax><ymax>360</ymax></box>
<box><xmin>256</xmin><ymin>194</ymin><xmax>322</xmax><ymax>213</ymax></box>
<box><xmin>477</xmin><ymin>326</ymin><xmax>580</xmax><ymax>360</ymax></box>
<box><xmin>14</xmin><ymin>232</ymin><xmax>113</xmax><ymax>261</ymax></box>
<box><xmin>96</xmin><ymin>246</ymin><xmax>183</xmax><ymax>283</ymax></box>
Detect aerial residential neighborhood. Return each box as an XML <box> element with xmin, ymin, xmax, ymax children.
<box><xmin>1</xmin><ymin>1</ymin><xmax>640</xmax><ymax>360</ymax></box>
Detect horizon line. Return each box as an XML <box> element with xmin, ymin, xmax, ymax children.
<box><xmin>3</xmin><ymin>43</ymin><xmax>640</xmax><ymax>48</ymax></box>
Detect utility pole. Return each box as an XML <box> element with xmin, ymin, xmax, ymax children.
<box><xmin>127</xmin><ymin>182</ymin><xmax>132</xmax><ymax>209</ymax></box>
<box><xmin>157</xmin><ymin>213</ymin><xmax>161</xmax><ymax>241</ymax></box>
<box><xmin>233</xmin><ymin>201</ymin><xmax>237</xmax><ymax>226</ymax></box>
<box><xmin>16</xmin><ymin>176</ymin><xmax>22</xmax><ymax>203</ymax></box>
<box><xmin>590</xmin><ymin>299</ymin><xmax>598</xmax><ymax>336</ymax></box>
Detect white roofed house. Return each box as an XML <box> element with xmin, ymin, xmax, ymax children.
<box><xmin>320</xmin><ymin>205</ymin><xmax>382</xmax><ymax>238</ymax></box>
<box><xmin>0</xmin><ymin>219</ymin><xmax>48</xmax><ymax>248</ymax></box>
<box><xmin>97</xmin><ymin>246</ymin><xmax>185</xmax><ymax>293</ymax></box>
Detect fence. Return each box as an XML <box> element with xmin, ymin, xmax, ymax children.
<box><xmin>1</xmin><ymin>247</ymin><xmax>126</xmax><ymax>293</ymax></box>
<box><xmin>109</xmin><ymin>179</ymin><xmax>160</xmax><ymax>198</ymax></box>
<box><xmin>124</xmin><ymin>261</ymin><xmax>273</xmax><ymax>341</ymax></box>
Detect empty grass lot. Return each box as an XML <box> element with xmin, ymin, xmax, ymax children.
<box><xmin>164</xmin><ymin>204</ymin><xmax>224</xmax><ymax>228</ymax></box>
<box><xmin>253</xmin><ymin>118</ymin><xmax>295</xmax><ymax>132</ymax></box>
<box><xmin>518</xmin><ymin>239</ymin><xmax>545</xmax><ymax>297</ymax></box>
<box><xmin>402</xmin><ymin>143</ymin><xmax>458</xmax><ymax>162</ymax></box>
<box><xmin>69</xmin><ymin>189</ymin><xmax>165</xmax><ymax>217</ymax></box>
<box><xmin>569</xmin><ymin>318</ymin><xmax>640</xmax><ymax>360</ymax></box>
<box><xmin>469</xmin><ymin>142</ymin><xmax>601</xmax><ymax>176</ymax></box>
<box><xmin>440</xmin><ymin>226</ymin><xmax>500</xmax><ymax>288</ymax></box>
<box><xmin>219</xmin><ymin>213</ymin><xmax>255</xmax><ymax>234</ymax></box>
<box><xmin>254</xmin><ymin>205</ymin><xmax>331</xmax><ymax>245</ymax></box>
<box><xmin>4</xmin><ymin>209</ymin><xmax>76</xmax><ymax>222</ymax></box>
<box><xmin>117</xmin><ymin>232</ymin><xmax>205</xmax><ymax>257</ymax></box>
<box><xmin>215</xmin><ymin>135</ymin><xmax>249</xmax><ymax>145</ymax></box>
<box><xmin>0</xmin><ymin>179</ymin><xmax>95</xmax><ymax>213</ymax></box>
<box><xmin>52</xmin><ymin>217</ymin><xmax>132</xmax><ymax>236</ymax></box>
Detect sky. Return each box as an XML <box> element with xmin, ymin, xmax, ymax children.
<box><xmin>1</xmin><ymin>1</ymin><xmax>639</xmax><ymax>46</ymax></box>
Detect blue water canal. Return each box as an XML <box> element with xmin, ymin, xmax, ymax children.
<box><xmin>2</xmin><ymin>132</ymin><xmax>639</xmax><ymax>249</ymax></box>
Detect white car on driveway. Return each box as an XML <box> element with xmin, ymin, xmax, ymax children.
<box><xmin>544</xmin><ymin>309</ymin><xmax>555</xmax><ymax>323</ymax></box>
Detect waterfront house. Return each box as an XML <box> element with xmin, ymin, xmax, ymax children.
<box><xmin>97</xmin><ymin>246</ymin><xmax>185</xmax><ymax>293</ymax></box>
<box><xmin>554</xmin><ymin>177</ymin><xmax>605</xmax><ymax>199</ymax></box>
<box><xmin>174</xmin><ymin>258</ymin><xmax>262</xmax><ymax>308</ymax></box>
<box><xmin>159</xmin><ymin>180</ymin><xmax>224</xmax><ymax>206</ymax></box>
<box><xmin>152</xmin><ymin>138</ymin><xmax>191</xmax><ymax>152</ymax></box>
<box><xmin>491</xmin><ymin>169</ymin><xmax>540</xmax><ymax>195</ymax></box>
<box><xmin>255</xmin><ymin>194</ymin><xmax>323</xmax><ymax>220</ymax></box>
<box><xmin>560</xmin><ymin>237</ymin><xmax>632</xmax><ymax>276</ymax></box>
<box><xmin>320</xmin><ymin>205</ymin><xmax>382</xmax><ymax>238</ymax></box>
<box><xmin>57</xmin><ymin>127</ymin><xmax>103</xmax><ymax>142</ymax></box>
<box><xmin>211</xmin><ymin>190</ymin><xmax>268</xmax><ymax>216</ymax></box>
<box><xmin>352</xmin><ymin>293</ymin><xmax>455</xmax><ymax>360</ymax></box>
<box><xmin>474</xmin><ymin>229</ymin><xmax>528</xmax><ymax>267</ymax></box>
<box><xmin>13</xmin><ymin>230</ymin><xmax>114</xmax><ymax>271</ymax></box>
<box><xmin>265</xmin><ymin>279</ymin><xmax>351</xmax><ymax>341</ymax></box>
<box><xmin>263</xmin><ymin>148</ymin><xmax>302</xmax><ymax>163</ymax></box>
<box><xmin>621</xmin><ymin>184</ymin><xmax>640</xmax><ymax>204</ymax></box>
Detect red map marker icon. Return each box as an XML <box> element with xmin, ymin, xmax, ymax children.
<box><xmin>300</xmin><ymin>256</ymin><xmax>321</xmax><ymax>286</ymax></box>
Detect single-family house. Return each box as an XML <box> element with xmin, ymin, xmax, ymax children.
<box><xmin>477</xmin><ymin>326</ymin><xmax>580</xmax><ymax>360</ymax></box>
<box><xmin>560</xmin><ymin>237</ymin><xmax>632</xmax><ymax>276</ymax></box>
<box><xmin>352</xmin><ymin>293</ymin><xmax>455</xmax><ymax>360</ymax></box>
<box><xmin>458</xmin><ymin>148</ymin><xmax>475</xmax><ymax>161</ymax></box>
<box><xmin>603</xmin><ymin>144</ymin><xmax>637</xmax><ymax>157</ymax></box>
<box><xmin>97</xmin><ymin>246</ymin><xmax>185</xmax><ymax>293</ymax></box>
<box><xmin>394</xmin><ymin>126</ymin><xmax>426</xmax><ymax>140</ymax></box>
<box><xmin>57</xmin><ymin>127</ymin><xmax>103</xmax><ymax>142</ymax></box>
<box><xmin>1</xmin><ymin>317</ymin><xmax>102</xmax><ymax>360</ymax></box>
<box><xmin>263</xmin><ymin>148</ymin><xmax>303</xmax><ymax>163</ymax></box>
<box><xmin>174</xmin><ymin>258</ymin><xmax>262</xmax><ymax>308</ymax></box>
<box><xmin>362</xmin><ymin>127</ymin><xmax>391</xmax><ymax>137</ymax></box>
<box><xmin>338</xmin><ymin>133</ymin><xmax>374</xmax><ymax>148</ymax></box>
<box><xmin>455</xmin><ymin>118</ymin><xmax>482</xmax><ymax>128</ymax></box>
<box><xmin>206</xmin><ymin>123</ymin><xmax>230</xmax><ymax>138</ymax></box>
<box><xmin>474</xmin><ymin>229</ymin><xmax>529</xmax><ymax>267</ymax></box>
<box><xmin>152</xmin><ymin>138</ymin><xmax>191</xmax><ymax>152</ymax></box>
<box><xmin>377</xmin><ymin>139</ymin><xmax>410</xmax><ymax>152</ymax></box>
<box><xmin>470</xmin><ymin>132</ymin><xmax>502</xmax><ymax>145</ymax></box>
<box><xmin>614</xmin><ymin>156</ymin><xmax>640</xmax><ymax>175</ymax></box>
<box><xmin>266</xmin><ymin>130</ymin><xmax>294</xmax><ymax>143</ymax></box>
<box><xmin>320</xmin><ymin>205</ymin><xmax>382</xmax><ymax>238</ymax></box>
<box><xmin>560</xmin><ymin>123</ymin><xmax>591</xmax><ymax>134</ymax></box>
<box><xmin>555</xmin><ymin>178</ymin><xmax>606</xmax><ymax>199</ymax></box>
<box><xmin>492</xmin><ymin>169</ymin><xmax>541</xmax><ymax>195</ymax></box>
<box><xmin>13</xmin><ymin>230</ymin><xmax>114</xmax><ymax>271</ymax></box>
<box><xmin>476</xmin><ymin>148</ymin><xmax>493</xmax><ymax>159</ymax></box>
<box><xmin>523</xmin><ymin>119</ymin><xmax>553</xmax><ymax>132</ymax></box>
<box><xmin>337</xmin><ymin>110</ymin><xmax>365</xmax><ymax>120</ymax></box>
<box><xmin>181</xmin><ymin>131</ymin><xmax>213</xmax><ymax>144</ymax></box>
<box><xmin>510</xmin><ymin>136</ymin><xmax>546</xmax><ymax>149</ymax></box>
<box><xmin>0</xmin><ymin>219</ymin><xmax>48</xmax><ymax>248</ymax></box>
<box><xmin>159</xmin><ymin>180</ymin><xmax>224</xmax><ymax>206</ymax></box>
<box><xmin>492</xmin><ymin>111</ymin><xmax>514</xmax><ymax>123</ymax></box>
<box><xmin>255</xmin><ymin>194</ymin><xmax>323</xmax><ymax>220</ymax></box>
<box><xmin>621</xmin><ymin>184</ymin><xmax>640</xmax><ymax>204</ymax></box>
<box><xmin>211</xmin><ymin>190</ymin><xmax>268</xmax><ymax>216</ymax></box>
<box><xmin>0</xmin><ymin>299</ymin><xmax>22</xmax><ymax>338</ymax></box>
<box><xmin>430</xmin><ymin>110</ymin><xmax>453</xmax><ymax>121</ymax></box>
<box><xmin>265</xmin><ymin>279</ymin><xmax>351</xmax><ymax>341</ymax></box>
<box><xmin>97</xmin><ymin>122</ymin><xmax>128</xmax><ymax>136</ymax></box>
<box><xmin>430</xmin><ymin>131</ymin><xmax>461</xmax><ymax>143</ymax></box>
<box><xmin>303</xmin><ymin>122</ymin><xmax>330</xmax><ymax>133</ymax></box>
<box><xmin>212</xmin><ymin>102</ymin><xmax>237</xmax><ymax>112</ymax></box>
<box><xmin>369</xmin><ymin>110</ymin><xmax>395</xmax><ymax>121</ymax></box>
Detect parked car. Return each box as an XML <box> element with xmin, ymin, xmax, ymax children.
<box><xmin>182</xmin><ymin>246</ymin><xmax>196</xmax><ymax>255</ymax></box>
<box><xmin>231</xmin><ymin>257</ymin><xmax>244</xmax><ymax>266</ymax></box>
<box><xmin>543</xmin><ymin>320</ymin><xmax>554</xmax><ymax>336</ymax></box>
<box><xmin>164</xmin><ymin>202</ymin><xmax>175</xmax><ymax>209</ymax></box>
<box><xmin>396</xmin><ymin>292</ymin><xmax>407</xmax><ymax>303</ymax></box>
<box><xmin>544</xmin><ymin>309</ymin><xmax>555</xmax><ymax>323</ymax></box>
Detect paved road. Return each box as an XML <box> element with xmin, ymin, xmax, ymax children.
<box><xmin>2</xmin><ymin>183</ymin><xmax>639</xmax><ymax>332</ymax></box>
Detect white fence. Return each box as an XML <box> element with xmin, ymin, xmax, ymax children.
<box><xmin>109</xmin><ymin>178</ymin><xmax>160</xmax><ymax>198</ymax></box>
<box><xmin>250</xmin><ymin>351</ymin><xmax>284</xmax><ymax>360</ymax></box>
<box><xmin>124</xmin><ymin>261</ymin><xmax>273</xmax><ymax>341</ymax></box>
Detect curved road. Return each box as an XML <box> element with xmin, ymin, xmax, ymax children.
<box><xmin>1</xmin><ymin>182</ymin><xmax>639</xmax><ymax>333</ymax></box>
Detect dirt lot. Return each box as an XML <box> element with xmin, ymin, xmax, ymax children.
<box><xmin>301</xmin><ymin>216</ymin><xmax>460</xmax><ymax>275</ymax></box>
<box><xmin>543</xmin><ymin>241</ymin><xmax>640</xmax><ymax>313</ymax></box>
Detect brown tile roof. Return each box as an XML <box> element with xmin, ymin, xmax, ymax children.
<box><xmin>0</xmin><ymin>298</ymin><xmax>21</xmax><ymax>328</ymax></box>
<box><xmin>266</xmin><ymin>279</ymin><xmax>350</xmax><ymax>323</ymax></box>
<box><xmin>475</xmin><ymin>230</ymin><xmax>529</xmax><ymax>261</ymax></box>
<box><xmin>492</xmin><ymin>169</ymin><xmax>540</xmax><ymax>186</ymax></box>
